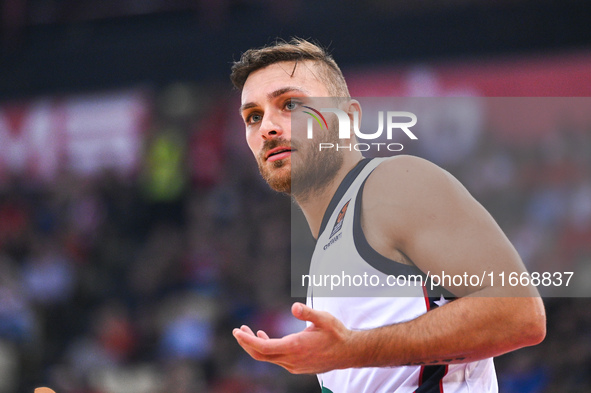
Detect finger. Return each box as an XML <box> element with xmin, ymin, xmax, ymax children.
<box><xmin>35</xmin><ymin>388</ymin><xmax>56</xmax><ymax>393</ymax></box>
<box><xmin>240</xmin><ymin>325</ymin><xmax>256</xmax><ymax>336</ymax></box>
<box><xmin>233</xmin><ymin>330</ymin><xmax>285</xmax><ymax>362</ymax></box>
<box><xmin>232</xmin><ymin>327</ymin><xmax>253</xmax><ymax>340</ymax></box>
<box><xmin>257</xmin><ymin>330</ymin><xmax>270</xmax><ymax>339</ymax></box>
<box><xmin>292</xmin><ymin>302</ymin><xmax>330</xmax><ymax>327</ymax></box>
<box><xmin>235</xmin><ymin>330</ymin><xmax>298</xmax><ymax>355</ymax></box>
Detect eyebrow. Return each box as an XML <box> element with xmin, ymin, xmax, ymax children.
<box><xmin>239</xmin><ymin>86</ymin><xmax>309</xmax><ymax>114</ymax></box>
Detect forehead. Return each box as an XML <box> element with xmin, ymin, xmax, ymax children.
<box><xmin>241</xmin><ymin>60</ymin><xmax>330</xmax><ymax>104</ymax></box>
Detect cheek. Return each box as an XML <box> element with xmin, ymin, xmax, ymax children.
<box><xmin>246</xmin><ymin>130</ymin><xmax>261</xmax><ymax>155</ymax></box>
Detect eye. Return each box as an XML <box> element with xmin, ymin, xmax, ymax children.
<box><xmin>285</xmin><ymin>100</ymin><xmax>300</xmax><ymax>111</ymax></box>
<box><xmin>245</xmin><ymin>112</ymin><xmax>262</xmax><ymax>125</ymax></box>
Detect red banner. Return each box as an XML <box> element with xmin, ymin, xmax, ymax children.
<box><xmin>0</xmin><ymin>90</ymin><xmax>148</xmax><ymax>182</ymax></box>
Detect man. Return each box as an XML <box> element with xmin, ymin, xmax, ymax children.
<box><xmin>230</xmin><ymin>38</ymin><xmax>546</xmax><ymax>392</ymax></box>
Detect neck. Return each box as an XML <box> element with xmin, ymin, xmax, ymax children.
<box><xmin>294</xmin><ymin>151</ymin><xmax>363</xmax><ymax>239</ymax></box>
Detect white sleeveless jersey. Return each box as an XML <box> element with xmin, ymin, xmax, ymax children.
<box><xmin>306</xmin><ymin>157</ymin><xmax>498</xmax><ymax>393</ymax></box>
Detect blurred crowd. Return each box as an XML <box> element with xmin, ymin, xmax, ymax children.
<box><xmin>0</xmin><ymin>84</ymin><xmax>590</xmax><ymax>393</ymax></box>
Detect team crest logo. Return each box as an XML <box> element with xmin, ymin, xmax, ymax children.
<box><xmin>329</xmin><ymin>200</ymin><xmax>350</xmax><ymax>238</ymax></box>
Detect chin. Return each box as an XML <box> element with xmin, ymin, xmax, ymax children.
<box><xmin>259</xmin><ymin>162</ymin><xmax>292</xmax><ymax>193</ymax></box>
<box><xmin>267</xmin><ymin>176</ymin><xmax>292</xmax><ymax>194</ymax></box>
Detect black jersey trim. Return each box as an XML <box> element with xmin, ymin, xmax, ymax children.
<box><xmin>352</xmin><ymin>175</ymin><xmax>425</xmax><ymax>278</ymax></box>
<box><xmin>416</xmin><ymin>364</ymin><xmax>448</xmax><ymax>393</ymax></box>
<box><xmin>317</xmin><ymin>158</ymin><xmax>373</xmax><ymax>239</ymax></box>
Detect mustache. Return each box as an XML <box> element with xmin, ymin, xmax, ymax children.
<box><xmin>259</xmin><ymin>137</ymin><xmax>296</xmax><ymax>159</ymax></box>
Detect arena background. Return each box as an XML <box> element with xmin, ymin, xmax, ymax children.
<box><xmin>1</xmin><ymin>1</ymin><xmax>591</xmax><ymax>392</ymax></box>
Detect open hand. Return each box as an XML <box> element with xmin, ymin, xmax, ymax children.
<box><xmin>233</xmin><ymin>302</ymin><xmax>354</xmax><ymax>374</ymax></box>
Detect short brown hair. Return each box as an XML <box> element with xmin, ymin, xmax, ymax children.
<box><xmin>230</xmin><ymin>38</ymin><xmax>350</xmax><ymax>97</ymax></box>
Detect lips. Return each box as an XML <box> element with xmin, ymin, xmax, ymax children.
<box><xmin>265</xmin><ymin>146</ymin><xmax>293</xmax><ymax>162</ymax></box>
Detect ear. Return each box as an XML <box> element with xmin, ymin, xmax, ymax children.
<box><xmin>345</xmin><ymin>99</ymin><xmax>361</xmax><ymax>137</ymax></box>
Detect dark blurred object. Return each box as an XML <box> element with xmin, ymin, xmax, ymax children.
<box><xmin>1</xmin><ymin>0</ymin><xmax>591</xmax><ymax>98</ymax></box>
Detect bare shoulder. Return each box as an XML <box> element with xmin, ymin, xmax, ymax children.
<box><xmin>363</xmin><ymin>155</ymin><xmax>480</xmax><ymax>244</ymax></box>
<box><xmin>365</xmin><ymin>154</ymin><xmax>467</xmax><ymax>203</ymax></box>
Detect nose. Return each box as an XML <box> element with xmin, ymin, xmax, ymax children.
<box><xmin>258</xmin><ymin>112</ymin><xmax>283</xmax><ymax>140</ymax></box>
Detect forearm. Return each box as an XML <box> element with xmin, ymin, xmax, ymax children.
<box><xmin>346</xmin><ymin>296</ymin><xmax>546</xmax><ymax>368</ymax></box>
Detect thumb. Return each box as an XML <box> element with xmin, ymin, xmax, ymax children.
<box><xmin>292</xmin><ymin>302</ymin><xmax>330</xmax><ymax>326</ymax></box>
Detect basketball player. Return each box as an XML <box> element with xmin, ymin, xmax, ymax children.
<box><xmin>230</xmin><ymin>39</ymin><xmax>546</xmax><ymax>392</ymax></box>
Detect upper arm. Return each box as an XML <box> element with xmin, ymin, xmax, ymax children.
<box><xmin>364</xmin><ymin>155</ymin><xmax>536</xmax><ymax>298</ymax></box>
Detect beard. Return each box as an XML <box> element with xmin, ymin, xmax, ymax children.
<box><xmin>256</xmin><ymin>120</ymin><xmax>343</xmax><ymax>201</ymax></box>
<box><xmin>257</xmin><ymin>137</ymin><xmax>292</xmax><ymax>193</ymax></box>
